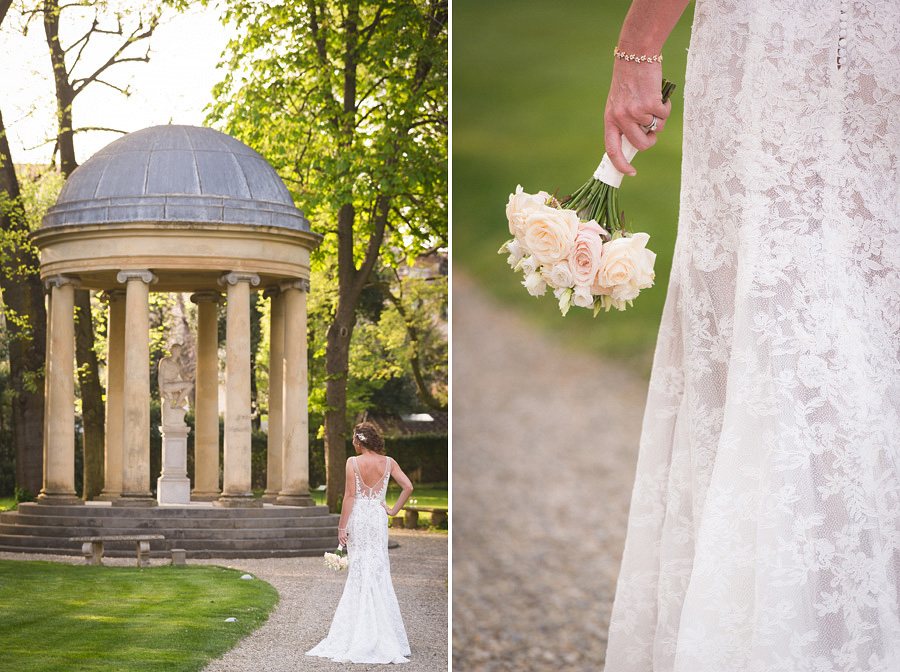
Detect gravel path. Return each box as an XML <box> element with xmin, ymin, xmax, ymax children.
<box><xmin>0</xmin><ymin>529</ymin><xmax>447</xmax><ymax>672</ymax></box>
<box><xmin>452</xmin><ymin>273</ymin><xmax>648</xmax><ymax>671</ymax></box>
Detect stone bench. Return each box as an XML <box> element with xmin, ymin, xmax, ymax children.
<box><xmin>69</xmin><ymin>535</ymin><xmax>166</xmax><ymax>567</ymax></box>
<box><xmin>400</xmin><ymin>506</ymin><xmax>448</xmax><ymax>528</ymax></box>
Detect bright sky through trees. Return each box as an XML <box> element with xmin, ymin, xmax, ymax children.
<box><xmin>1</xmin><ymin>2</ymin><xmax>229</xmax><ymax>165</ymax></box>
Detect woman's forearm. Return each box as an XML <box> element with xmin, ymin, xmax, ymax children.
<box><xmin>339</xmin><ymin>495</ymin><xmax>355</xmax><ymax>530</ymax></box>
<box><xmin>389</xmin><ymin>486</ymin><xmax>414</xmax><ymax>517</ymax></box>
<box><xmin>617</xmin><ymin>0</ymin><xmax>692</xmax><ymax>55</ymax></box>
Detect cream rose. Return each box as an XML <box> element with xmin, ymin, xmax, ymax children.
<box><xmin>506</xmin><ymin>185</ymin><xmax>551</xmax><ymax>243</ymax></box>
<box><xmin>596</xmin><ymin>232</ymin><xmax>656</xmax><ymax>301</ymax></box>
<box><xmin>568</xmin><ymin>220</ymin><xmax>606</xmax><ymax>287</ymax></box>
<box><xmin>522</xmin><ymin>206</ymin><xmax>579</xmax><ymax>266</ymax></box>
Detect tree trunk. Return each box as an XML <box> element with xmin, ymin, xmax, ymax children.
<box><xmin>74</xmin><ymin>289</ymin><xmax>104</xmax><ymax>499</ymax></box>
<box><xmin>45</xmin><ymin>0</ymin><xmax>105</xmax><ymax>498</ymax></box>
<box><xmin>0</xmin><ymin>107</ymin><xmax>46</xmax><ymax>497</ymax></box>
<box><xmin>323</xmin><ymin>304</ymin><xmax>356</xmax><ymax>512</ymax></box>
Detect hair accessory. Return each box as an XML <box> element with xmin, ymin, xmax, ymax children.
<box><xmin>356</xmin><ymin>433</ymin><xmax>365</xmax><ymax>441</ymax></box>
<box><xmin>614</xmin><ymin>46</ymin><xmax>663</xmax><ymax>64</ymax></box>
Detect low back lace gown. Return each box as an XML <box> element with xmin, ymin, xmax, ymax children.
<box><xmin>604</xmin><ymin>2</ymin><xmax>900</xmax><ymax>671</ymax></box>
<box><xmin>307</xmin><ymin>456</ymin><xmax>410</xmax><ymax>664</ymax></box>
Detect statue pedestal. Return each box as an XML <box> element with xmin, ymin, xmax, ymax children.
<box><xmin>157</xmin><ymin>405</ymin><xmax>191</xmax><ymax>505</ymax></box>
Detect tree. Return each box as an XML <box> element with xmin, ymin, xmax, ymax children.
<box><xmin>202</xmin><ymin>0</ymin><xmax>448</xmax><ymax>510</ymax></box>
<box><xmin>35</xmin><ymin>0</ymin><xmax>160</xmax><ymax>498</ymax></box>
<box><xmin>0</xmin><ymin>0</ymin><xmax>48</xmax><ymax>497</ymax></box>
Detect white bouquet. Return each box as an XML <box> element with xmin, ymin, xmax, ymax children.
<box><xmin>324</xmin><ymin>546</ymin><xmax>349</xmax><ymax>571</ymax></box>
<box><xmin>500</xmin><ymin>189</ymin><xmax>657</xmax><ymax>315</ymax></box>
<box><xmin>500</xmin><ymin>79</ymin><xmax>675</xmax><ymax>316</ymax></box>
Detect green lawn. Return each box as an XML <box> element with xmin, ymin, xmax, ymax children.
<box><xmin>0</xmin><ymin>560</ymin><xmax>278</xmax><ymax>672</ymax></box>
<box><xmin>0</xmin><ymin>497</ymin><xmax>15</xmax><ymax>512</ymax></box>
<box><xmin>308</xmin><ymin>481</ymin><xmax>448</xmax><ymax>510</ymax></box>
<box><xmin>453</xmin><ymin>0</ymin><xmax>696</xmax><ymax>371</ymax></box>
<box><xmin>309</xmin><ymin>481</ymin><xmax>449</xmax><ymax>532</ymax></box>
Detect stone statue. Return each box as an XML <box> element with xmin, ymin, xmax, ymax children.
<box><xmin>157</xmin><ymin>343</ymin><xmax>194</xmax><ymax>504</ymax></box>
<box><xmin>158</xmin><ymin>343</ymin><xmax>194</xmax><ymax>414</ymax></box>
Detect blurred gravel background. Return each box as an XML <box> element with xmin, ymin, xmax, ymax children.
<box><xmin>452</xmin><ymin>274</ymin><xmax>647</xmax><ymax>671</ymax></box>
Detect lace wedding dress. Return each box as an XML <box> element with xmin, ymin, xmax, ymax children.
<box><xmin>604</xmin><ymin>2</ymin><xmax>900</xmax><ymax>671</ymax></box>
<box><xmin>306</xmin><ymin>456</ymin><xmax>410</xmax><ymax>664</ymax></box>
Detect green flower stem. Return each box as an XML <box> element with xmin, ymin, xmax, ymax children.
<box><xmin>560</xmin><ymin>78</ymin><xmax>677</xmax><ymax>234</ymax></box>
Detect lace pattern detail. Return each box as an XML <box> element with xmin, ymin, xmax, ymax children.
<box><xmin>604</xmin><ymin>2</ymin><xmax>900</xmax><ymax>671</ymax></box>
<box><xmin>307</xmin><ymin>456</ymin><xmax>410</xmax><ymax>664</ymax></box>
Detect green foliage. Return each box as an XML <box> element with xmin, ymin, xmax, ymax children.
<box><xmin>0</xmin><ymin>360</ymin><xmax>13</xmax><ymax>497</ymax></box>
<box><xmin>14</xmin><ymin>486</ymin><xmax>34</xmax><ymax>504</ymax></box>
<box><xmin>0</xmin><ymin>168</ymin><xmax>62</xmax><ymax>367</ymax></box>
<box><xmin>204</xmin><ymin>0</ymin><xmax>448</xmax><ymax>258</ymax></box>
<box><xmin>308</xmin><ymin>431</ymin><xmax>447</xmax><ymax>487</ymax></box>
<box><xmin>0</xmin><ymin>560</ymin><xmax>279</xmax><ymax>672</ymax></box>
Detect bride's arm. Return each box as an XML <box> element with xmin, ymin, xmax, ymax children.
<box><xmin>604</xmin><ymin>0</ymin><xmax>692</xmax><ymax>175</ymax></box>
<box><xmin>338</xmin><ymin>459</ymin><xmax>355</xmax><ymax>546</ymax></box>
<box><xmin>383</xmin><ymin>458</ymin><xmax>414</xmax><ymax>517</ymax></box>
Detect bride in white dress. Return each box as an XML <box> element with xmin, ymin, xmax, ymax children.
<box><xmin>602</xmin><ymin>1</ymin><xmax>900</xmax><ymax>670</ymax></box>
<box><xmin>306</xmin><ymin>422</ymin><xmax>414</xmax><ymax>664</ymax></box>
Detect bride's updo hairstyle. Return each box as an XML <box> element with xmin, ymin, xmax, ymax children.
<box><xmin>354</xmin><ymin>422</ymin><xmax>385</xmax><ymax>454</ymax></box>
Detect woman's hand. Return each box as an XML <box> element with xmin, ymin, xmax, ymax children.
<box><xmin>382</xmin><ymin>503</ymin><xmax>395</xmax><ymax>517</ymax></box>
<box><xmin>604</xmin><ymin>60</ymin><xmax>671</xmax><ymax>175</ymax></box>
<box><xmin>338</xmin><ymin>528</ymin><xmax>348</xmax><ymax>546</ymax></box>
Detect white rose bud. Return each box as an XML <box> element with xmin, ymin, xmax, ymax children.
<box><xmin>571</xmin><ymin>284</ymin><xmax>594</xmax><ymax>309</ymax></box>
<box><xmin>543</xmin><ymin>261</ymin><xmax>575</xmax><ymax>290</ymax></box>
<box><xmin>518</xmin><ymin>255</ymin><xmax>539</xmax><ymax>276</ymax></box>
<box><xmin>554</xmin><ymin>286</ymin><xmax>574</xmax><ymax>316</ymax></box>
<box><xmin>505</xmin><ymin>239</ymin><xmax>525</xmax><ymax>268</ymax></box>
<box><xmin>522</xmin><ymin>271</ymin><xmax>547</xmax><ymax>297</ymax></box>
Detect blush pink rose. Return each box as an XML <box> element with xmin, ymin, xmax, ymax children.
<box><xmin>568</xmin><ymin>220</ymin><xmax>606</xmax><ymax>287</ymax></box>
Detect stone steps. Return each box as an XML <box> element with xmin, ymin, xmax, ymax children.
<box><xmin>0</xmin><ymin>501</ymin><xmax>340</xmax><ymax>559</ymax></box>
<box><xmin>3</xmin><ymin>513</ymin><xmax>335</xmax><ymax>529</ymax></box>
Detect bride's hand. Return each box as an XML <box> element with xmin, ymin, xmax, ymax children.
<box><xmin>382</xmin><ymin>503</ymin><xmax>394</xmax><ymax>516</ymax></box>
<box><xmin>604</xmin><ymin>59</ymin><xmax>671</xmax><ymax>175</ymax></box>
<box><xmin>338</xmin><ymin>529</ymin><xmax>348</xmax><ymax>546</ymax></box>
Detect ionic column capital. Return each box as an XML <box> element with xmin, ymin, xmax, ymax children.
<box><xmin>279</xmin><ymin>278</ymin><xmax>310</xmax><ymax>293</ymax></box>
<box><xmin>218</xmin><ymin>272</ymin><xmax>260</xmax><ymax>288</ymax></box>
<box><xmin>44</xmin><ymin>274</ymin><xmax>81</xmax><ymax>291</ymax></box>
<box><xmin>190</xmin><ymin>291</ymin><xmax>224</xmax><ymax>305</ymax></box>
<box><xmin>116</xmin><ymin>269</ymin><xmax>158</xmax><ymax>285</ymax></box>
<box><xmin>263</xmin><ymin>286</ymin><xmax>281</xmax><ymax>299</ymax></box>
<box><xmin>100</xmin><ymin>289</ymin><xmax>127</xmax><ymax>304</ymax></box>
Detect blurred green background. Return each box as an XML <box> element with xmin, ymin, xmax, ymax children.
<box><xmin>453</xmin><ymin>0</ymin><xmax>695</xmax><ymax>371</ymax></box>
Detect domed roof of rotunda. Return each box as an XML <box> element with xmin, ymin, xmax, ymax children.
<box><xmin>42</xmin><ymin>125</ymin><xmax>310</xmax><ymax>231</ymax></box>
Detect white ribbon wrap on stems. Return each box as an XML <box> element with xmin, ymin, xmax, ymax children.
<box><xmin>592</xmin><ymin>136</ymin><xmax>639</xmax><ymax>188</ymax></box>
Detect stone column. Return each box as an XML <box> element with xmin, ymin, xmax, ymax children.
<box><xmin>215</xmin><ymin>272</ymin><xmax>261</xmax><ymax>508</ymax></box>
<box><xmin>114</xmin><ymin>270</ymin><xmax>157</xmax><ymax>507</ymax></box>
<box><xmin>37</xmin><ymin>275</ymin><xmax>82</xmax><ymax>505</ymax></box>
<box><xmin>190</xmin><ymin>292</ymin><xmax>222</xmax><ymax>501</ymax></box>
<box><xmin>277</xmin><ymin>279</ymin><xmax>314</xmax><ymax>506</ymax></box>
<box><xmin>97</xmin><ymin>290</ymin><xmax>126</xmax><ymax>501</ymax></box>
<box><xmin>262</xmin><ymin>287</ymin><xmax>284</xmax><ymax>502</ymax></box>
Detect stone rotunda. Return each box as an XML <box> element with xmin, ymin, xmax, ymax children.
<box><xmin>0</xmin><ymin>125</ymin><xmax>338</xmax><ymax>558</ymax></box>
